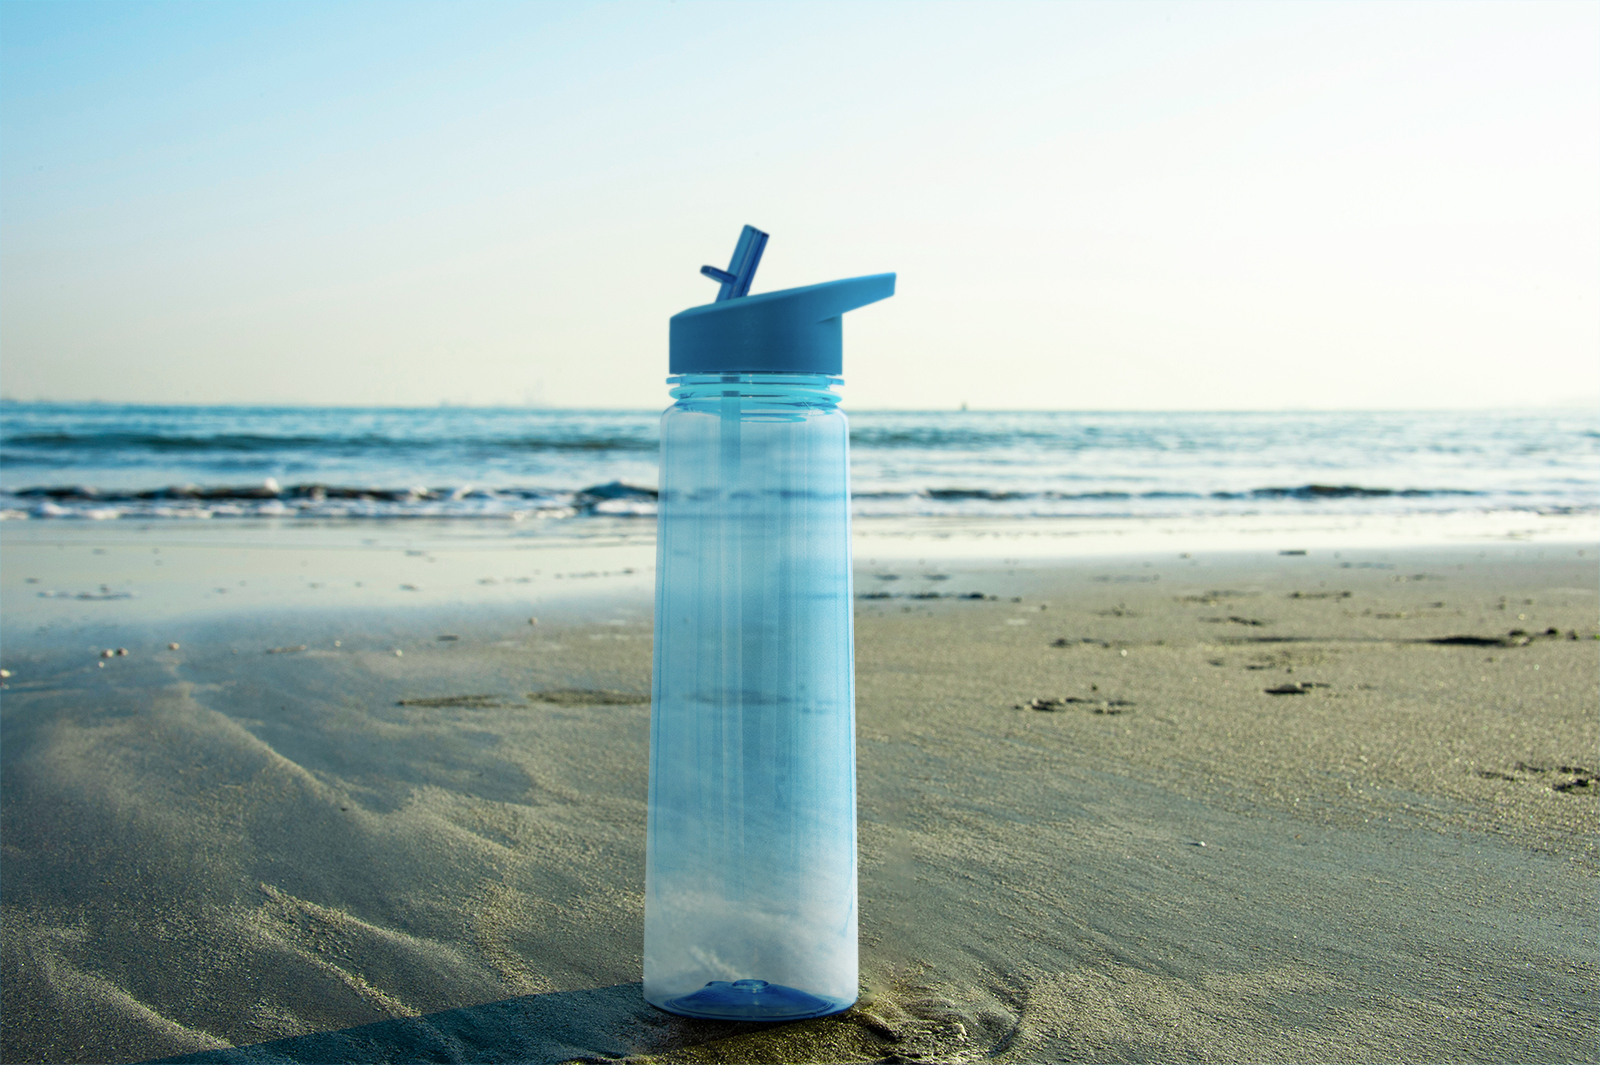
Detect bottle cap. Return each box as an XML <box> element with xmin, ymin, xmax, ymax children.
<box><xmin>671</xmin><ymin>227</ymin><xmax>895</xmax><ymax>374</ymax></box>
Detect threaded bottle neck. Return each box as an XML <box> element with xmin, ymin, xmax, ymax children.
<box><xmin>667</xmin><ymin>373</ymin><xmax>841</xmax><ymax>411</ymax></box>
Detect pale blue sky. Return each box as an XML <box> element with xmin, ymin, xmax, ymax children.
<box><xmin>2</xmin><ymin>0</ymin><xmax>1595</xmax><ymax>409</ymax></box>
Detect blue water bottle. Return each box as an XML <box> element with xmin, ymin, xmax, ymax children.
<box><xmin>644</xmin><ymin>227</ymin><xmax>895</xmax><ymax>1020</ymax></box>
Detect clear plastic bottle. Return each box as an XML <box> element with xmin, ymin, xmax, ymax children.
<box><xmin>644</xmin><ymin>230</ymin><xmax>894</xmax><ymax>1020</ymax></box>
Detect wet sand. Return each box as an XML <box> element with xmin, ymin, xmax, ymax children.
<box><xmin>1</xmin><ymin>525</ymin><xmax>1595</xmax><ymax>1063</ymax></box>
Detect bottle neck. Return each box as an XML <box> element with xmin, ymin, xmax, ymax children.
<box><xmin>668</xmin><ymin>373</ymin><xmax>842</xmax><ymax>410</ymax></box>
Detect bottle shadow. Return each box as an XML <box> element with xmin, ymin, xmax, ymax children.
<box><xmin>143</xmin><ymin>982</ymin><xmax>667</xmax><ymax>1064</ymax></box>
<box><xmin>143</xmin><ymin>982</ymin><xmax>897</xmax><ymax>1064</ymax></box>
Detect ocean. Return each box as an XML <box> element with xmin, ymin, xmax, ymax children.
<box><xmin>1</xmin><ymin>403</ymin><xmax>1594</xmax><ymax>525</ymax></box>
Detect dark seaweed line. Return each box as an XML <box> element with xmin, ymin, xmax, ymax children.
<box><xmin>4</xmin><ymin>482</ymin><xmax>1494</xmax><ymax>503</ymax></box>
<box><xmin>1</xmin><ymin>432</ymin><xmax>658</xmax><ymax>453</ymax></box>
<box><xmin>4</xmin><ymin>481</ymin><xmax>658</xmax><ymax>504</ymax></box>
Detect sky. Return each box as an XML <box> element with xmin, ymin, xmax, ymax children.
<box><xmin>1</xmin><ymin>0</ymin><xmax>1596</xmax><ymax>411</ymax></box>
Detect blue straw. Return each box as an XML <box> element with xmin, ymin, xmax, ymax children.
<box><xmin>700</xmin><ymin>225</ymin><xmax>769</xmax><ymax>301</ymax></box>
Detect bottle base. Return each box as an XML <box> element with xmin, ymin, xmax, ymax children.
<box><xmin>654</xmin><ymin>979</ymin><xmax>851</xmax><ymax>1020</ymax></box>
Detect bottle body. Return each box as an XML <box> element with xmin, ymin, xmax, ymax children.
<box><xmin>644</xmin><ymin>373</ymin><xmax>856</xmax><ymax>1020</ymax></box>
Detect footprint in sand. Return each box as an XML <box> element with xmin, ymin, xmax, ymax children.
<box><xmin>1015</xmin><ymin>696</ymin><xmax>1133</xmax><ymax>715</ymax></box>
<box><xmin>1502</xmin><ymin>761</ymin><xmax>1598</xmax><ymax>793</ymax></box>
<box><xmin>396</xmin><ymin>694</ymin><xmax>514</xmax><ymax>708</ymax></box>
<box><xmin>1263</xmin><ymin>682</ymin><xmax>1329</xmax><ymax>695</ymax></box>
<box><xmin>527</xmin><ymin>689</ymin><xmax>649</xmax><ymax>706</ymax></box>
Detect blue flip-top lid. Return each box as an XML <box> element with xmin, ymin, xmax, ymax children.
<box><xmin>670</xmin><ymin>226</ymin><xmax>895</xmax><ymax>375</ymax></box>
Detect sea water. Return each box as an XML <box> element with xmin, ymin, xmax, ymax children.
<box><xmin>1</xmin><ymin>403</ymin><xmax>1595</xmax><ymax>524</ymax></box>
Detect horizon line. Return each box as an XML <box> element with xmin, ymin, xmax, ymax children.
<box><xmin>2</xmin><ymin>398</ymin><xmax>1596</xmax><ymax>415</ymax></box>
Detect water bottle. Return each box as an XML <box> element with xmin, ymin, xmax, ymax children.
<box><xmin>644</xmin><ymin>227</ymin><xmax>895</xmax><ymax>1020</ymax></box>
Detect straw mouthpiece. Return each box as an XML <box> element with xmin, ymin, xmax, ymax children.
<box><xmin>700</xmin><ymin>225</ymin><xmax>769</xmax><ymax>301</ymax></box>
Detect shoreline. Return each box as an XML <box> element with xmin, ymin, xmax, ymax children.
<box><xmin>2</xmin><ymin>505</ymin><xmax>1594</xmax><ymax>615</ymax></box>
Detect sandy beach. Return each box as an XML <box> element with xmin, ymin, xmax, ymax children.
<box><xmin>1</xmin><ymin>521</ymin><xmax>1595</xmax><ymax>1063</ymax></box>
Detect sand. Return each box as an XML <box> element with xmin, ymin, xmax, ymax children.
<box><xmin>1</xmin><ymin>522</ymin><xmax>1595</xmax><ymax>1063</ymax></box>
